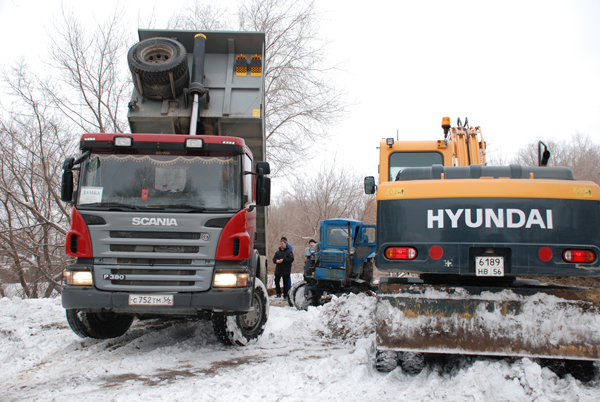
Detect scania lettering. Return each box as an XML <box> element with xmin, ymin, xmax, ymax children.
<box><xmin>59</xmin><ymin>30</ymin><xmax>272</xmax><ymax>346</ymax></box>
<box><xmin>132</xmin><ymin>217</ymin><xmax>179</xmax><ymax>227</ymax></box>
<box><xmin>365</xmin><ymin>117</ymin><xmax>600</xmax><ymax>373</ymax></box>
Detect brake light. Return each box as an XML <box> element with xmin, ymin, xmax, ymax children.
<box><xmin>563</xmin><ymin>250</ymin><xmax>595</xmax><ymax>263</ymax></box>
<box><xmin>385</xmin><ymin>247</ymin><xmax>417</xmax><ymax>260</ymax></box>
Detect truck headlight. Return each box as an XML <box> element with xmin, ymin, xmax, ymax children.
<box><xmin>214</xmin><ymin>272</ymin><xmax>249</xmax><ymax>288</ymax></box>
<box><xmin>64</xmin><ymin>269</ymin><xmax>93</xmax><ymax>286</ymax></box>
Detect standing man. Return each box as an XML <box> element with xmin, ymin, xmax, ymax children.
<box><xmin>273</xmin><ymin>237</ymin><xmax>294</xmax><ymax>299</ymax></box>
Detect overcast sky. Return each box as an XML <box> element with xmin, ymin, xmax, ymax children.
<box><xmin>1</xmin><ymin>0</ymin><xmax>599</xmax><ymax>177</ymax></box>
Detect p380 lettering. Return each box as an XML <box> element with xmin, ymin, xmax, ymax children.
<box><xmin>103</xmin><ymin>274</ymin><xmax>126</xmax><ymax>280</ymax></box>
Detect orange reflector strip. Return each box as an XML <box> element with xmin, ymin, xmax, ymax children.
<box><xmin>385</xmin><ymin>247</ymin><xmax>417</xmax><ymax>260</ymax></box>
<box><xmin>563</xmin><ymin>250</ymin><xmax>595</xmax><ymax>263</ymax></box>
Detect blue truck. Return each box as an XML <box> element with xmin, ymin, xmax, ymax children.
<box><xmin>288</xmin><ymin>219</ymin><xmax>376</xmax><ymax>309</ymax></box>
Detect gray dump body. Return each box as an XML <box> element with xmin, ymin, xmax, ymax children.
<box><xmin>127</xmin><ymin>29</ymin><xmax>267</xmax><ymax>257</ymax></box>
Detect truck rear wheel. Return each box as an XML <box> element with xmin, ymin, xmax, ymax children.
<box><xmin>211</xmin><ymin>278</ymin><xmax>269</xmax><ymax>346</ymax></box>
<box><xmin>65</xmin><ymin>309</ymin><xmax>134</xmax><ymax>339</ymax></box>
<box><xmin>127</xmin><ymin>37</ymin><xmax>190</xmax><ymax>100</ymax></box>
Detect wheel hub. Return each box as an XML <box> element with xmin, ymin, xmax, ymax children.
<box><xmin>141</xmin><ymin>44</ymin><xmax>173</xmax><ymax>64</ymax></box>
<box><xmin>239</xmin><ymin>294</ymin><xmax>262</xmax><ymax>330</ymax></box>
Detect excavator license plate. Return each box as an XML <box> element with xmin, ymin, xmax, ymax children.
<box><xmin>475</xmin><ymin>256</ymin><xmax>504</xmax><ymax>276</ymax></box>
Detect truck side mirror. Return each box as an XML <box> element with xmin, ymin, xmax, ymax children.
<box><xmin>256</xmin><ymin>176</ymin><xmax>271</xmax><ymax>206</ymax></box>
<box><xmin>255</xmin><ymin>161</ymin><xmax>271</xmax><ymax>207</ymax></box>
<box><xmin>61</xmin><ymin>157</ymin><xmax>75</xmax><ymax>203</ymax></box>
<box><xmin>256</xmin><ymin>161</ymin><xmax>270</xmax><ymax>175</ymax></box>
<box><xmin>364</xmin><ymin>176</ymin><xmax>376</xmax><ymax>194</ymax></box>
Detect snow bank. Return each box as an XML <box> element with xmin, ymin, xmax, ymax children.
<box><xmin>0</xmin><ymin>295</ymin><xmax>599</xmax><ymax>401</ymax></box>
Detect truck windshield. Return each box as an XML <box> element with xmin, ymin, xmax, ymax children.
<box><xmin>389</xmin><ymin>152</ymin><xmax>443</xmax><ymax>181</ymax></box>
<box><xmin>327</xmin><ymin>227</ymin><xmax>350</xmax><ymax>247</ymax></box>
<box><xmin>77</xmin><ymin>154</ymin><xmax>241</xmax><ymax>210</ymax></box>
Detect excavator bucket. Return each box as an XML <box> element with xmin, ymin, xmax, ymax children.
<box><xmin>376</xmin><ymin>278</ymin><xmax>600</xmax><ymax>360</ymax></box>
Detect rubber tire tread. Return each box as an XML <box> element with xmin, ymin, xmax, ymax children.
<box><xmin>127</xmin><ymin>37</ymin><xmax>190</xmax><ymax>99</ymax></box>
<box><xmin>211</xmin><ymin>278</ymin><xmax>269</xmax><ymax>346</ymax></box>
<box><xmin>287</xmin><ymin>279</ymin><xmax>305</xmax><ymax>308</ymax></box>
<box><xmin>375</xmin><ymin>350</ymin><xmax>399</xmax><ymax>372</ymax></box>
<box><xmin>289</xmin><ymin>281</ymin><xmax>316</xmax><ymax>311</ymax></box>
<box><xmin>360</xmin><ymin>260</ymin><xmax>374</xmax><ymax>284</ymax></box>
<box><xmin>65</xmin><ymin>309</ymin><xmax>134</xmax><ymax>339</ymax></box>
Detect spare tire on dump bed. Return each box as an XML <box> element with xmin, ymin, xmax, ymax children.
<box><xmin>128</xmin><ymin>37</ymin><xmax>190</xmax><ymax>100</ymax></box>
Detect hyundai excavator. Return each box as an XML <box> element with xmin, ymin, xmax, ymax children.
<box><xmin>365</xmin><ymin>117</ymin><xmax>600</xmax><ymax>375</ymax></box>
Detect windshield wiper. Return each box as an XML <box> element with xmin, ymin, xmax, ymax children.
<box><xmin>147</xmin><ymin>204</ymin><xmax>206</xmax><ymax>212</ymax></box>
<box><xmin>80</xmin><ymin>202</ymin><xmax>140</xmax><ymax>210</ymax></box>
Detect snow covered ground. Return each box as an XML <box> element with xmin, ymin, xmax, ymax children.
<box><xmin>1</xmin><ymin>293</ymin><xmax>599</xmax><ymax>402</ymax></box>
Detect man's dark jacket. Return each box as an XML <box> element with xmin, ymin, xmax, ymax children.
<box><xmin>273</xmin><ymin>246</ymin><xmax>294</xmax><ymax>275</ymax></box>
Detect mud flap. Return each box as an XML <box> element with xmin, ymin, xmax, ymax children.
<box><xmin>376</xmin><ymin>277</ymin><xmax>600</xmax><ymax>360</ymax></box>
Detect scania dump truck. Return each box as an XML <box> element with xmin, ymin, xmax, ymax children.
<box><xmin>60</xmin><ymin>30</ymin><xmax>271</xmax><ymax>346</ymax></box>
<box><xmin>365</xmin><ymin>118</ymin><xmax>600</xmax><ymax>373</ymax></box>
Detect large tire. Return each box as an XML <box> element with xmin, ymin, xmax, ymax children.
<box><xmin>287</xmin><ymin>280</ymin><xmax>303</xmax><ymax>307</ymax></box>
<box><xmin>399</xmin><ymin>352</ymin><xmax>425</xmax><ymax>374</ymax></box>
<box><xmin>360</xmin><ymin>260</ymin><xmax>374</xmax><ymax>284</ymax></box>
<box><xmin>211</xmin><ymin>278</ymin><xmax>269</xmax><ymax>346</ymax></box>
<box><xmin>127</xmin><ymin>37</ymin><xmax>190</xmax><ymax>100</ymax></box>
<box><xmin>65</xmin><ymin>309</ymin><xmax>134</xmax><ymax>339</ymax></box>
<box><xmin>289</xmin><ymin>280</ymin><xmax>317</xmax><ymax>310</ymax></box>
<box><xmin>375</xmin><ymin>350</ymin><xmax>399</xmax><ymax>372</ymax></box>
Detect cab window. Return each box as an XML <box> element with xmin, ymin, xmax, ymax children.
<box><xmin>389</xmin><ymin>152</ymin><xmax>443</xmax><ymax>181</ymax></box>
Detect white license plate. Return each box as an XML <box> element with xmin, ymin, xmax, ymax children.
<box><xmin>128</xmin><ymin>294</ymin><xmax>174</xmax><ymax>306</ymax></box>
<box><xmin>475</xmin><ymin>256</ymin><xmax>504</xmax><ymax>277</ymax></box>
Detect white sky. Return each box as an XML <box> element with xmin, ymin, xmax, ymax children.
<box><xmin>1</xmin><ymin>0</ymin><xmax>599</xmax><ymax>178</ymax></box>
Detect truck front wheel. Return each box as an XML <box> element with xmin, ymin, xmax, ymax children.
<box><xmin>65</xmin><ymin>309</ymin><xmax>134</xmax><ymax>339</ymax></box>
<box><xmin>211</xmin><ymin>278</ymin><xmax>269</xmax><ymax>346</ymax></box>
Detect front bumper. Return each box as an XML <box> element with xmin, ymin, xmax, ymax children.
<box><xmin>61</xmin><ymin>286</ymin><xmax>253</xmax><ymax>315</ymax></box>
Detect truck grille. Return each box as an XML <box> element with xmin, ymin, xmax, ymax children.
<box><xmin>116</xmin><ymin>258</ymin><xmax>192</xmax><ymax>265</ymax></box>
<box><xmin>110</xmin><ymin>231</ymin><xmax>201</xmax><ymax>240</ymax></box>
<box><xmin>94</xmin><ymin>264</ymin><xmax>212</xmax><ymax>292</ymax></box>
<box><xmin>110</xmin><ymin>245</ymin><xmax>200</xmax><ymax>253</ymax></box>
<box><xmin>322</xmin><ymin>251</ymin><xmax>344</xmax><ymax>264</ymax></box>
<box><xmin>85</xmin><ymin>211</ymin><xmax>229</xmax><ymax>292</ymax></box>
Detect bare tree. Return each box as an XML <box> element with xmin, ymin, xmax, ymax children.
<box><xmin>511</xmin><ymin>133</ymin><xmax>600</xmax><ymax>185</ymax></box>
<box><xmin>167</xmin><ymin>3</ymin><xmax>232</xmax><ymax>30</ymax></box>
<box><xmin>0</xmin><ymin>8</ymin><xmax>131</xmax><ymax>298</ymax></box>
<box><xmin>0</xmin><ymin>62</ymin><xmax>76</xmax><ymax>298</ymax></box>
<box><xmin>267</xmin><ymin>161</ymin><xmax>375</xmax><ymax>269</ymax></box>
<box><xmin>168</xmin><ymin>0</ymin><xmax>346</xmax><ymax>176</ymax></box>
<box><xmin>44</xmin><ymin>7</ymin><xmax>132</xmax><ymax>134</ymax></box>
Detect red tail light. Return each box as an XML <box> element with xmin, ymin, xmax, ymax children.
<box><xmin>562</xmin><ymin>249</ymin><xmax>595</xmax><ymax>263</ymax></box>
<box><xmin>385</xmin><ymin>247</ymin><xmax>417</xmax><ymax>260</ymax></box>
